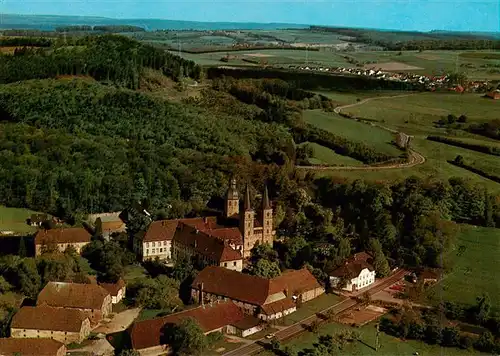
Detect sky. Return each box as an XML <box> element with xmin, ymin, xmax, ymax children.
<box><xmin>1</xmin><ymin>0</ymin><xmax>499</xmax><ymax>32</ymax></box>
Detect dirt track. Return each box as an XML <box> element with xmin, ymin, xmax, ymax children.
<box><xmin>298</xmin><ymin>94</ymin><xmax>426</xmax><ymax>171</ymax></box>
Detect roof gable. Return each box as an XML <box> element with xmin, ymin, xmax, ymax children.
<box><xmin>130</xmin><ymin>301</ymin><xmax>244</xmax><ymax>350</ymax></box>
<box><xmin>35</xmin><ymin>228</ymin><xmax>91</xmax><ymax>245</ymax></box>
<box><xmin>11</xmin><ymin>306</ymin><xmax>88</xmax><ymax>332</ymax></box>
<box><xmin>37</xmin><ymin>282</ymin><xmax>110</xmax><ymax>310</ymax></box>
<box><xmin>0</xmin><ymin>338</ymin><xmax>65</xmax><ymax>356</ymax></box>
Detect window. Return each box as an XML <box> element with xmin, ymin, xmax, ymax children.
<box><xmin>233</xmin><ymin>262</ymin><xmax>237</xmax><ymax>266</ymax></box>
<box><xmin>146</xmin><ymin>249</ymin><xmax>149</xmax><ymax>255</ymax></box>
<box><xmin>153</xmin><ymin>242</ymin><xmax>156</xmax><ymax>247</ymax></box>
<box><xmin>163</xmin><ymin>241</ymin><xmax>166</xmax><ymax>246</ymax></box>
<box><xmin>224</xmin><ymin>263</ymin><xmax>228</xmax><ymax>267</ymax></box>
<box><xmin>160</xmin><ymin>248</ymin><xmax>163</xmax><ymax>253</ymax></box>
<box><xmin>152</xmin><ymin>248</ymin><xmax>156</xmax><ymax>254</ymax></box>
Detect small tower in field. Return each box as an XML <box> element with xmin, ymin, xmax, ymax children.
<box><xmin>225</xmin><ymin>178</ymin><xmax>239</xmax><ymax>218</ymax></box>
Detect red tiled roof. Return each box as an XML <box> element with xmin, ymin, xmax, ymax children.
<box><xmin>35</xmin><ymin>228</ymin><xmax>91</xmax><ymax>245</ymax></box>
<box><xmin>37</xmin><ymin>282</ymin><xmax>110</xmax><ymax>310</ymax></box>
<box><xmin>260</xmin><ymin>298</ymin><xmax>296</xmax><ymax>315</ymax></box>
<box><xmin>330</xmin><ymin>261</ymin><xmax>374</xmax><ymax>278</ymax></box>
<box><xmin>270</xmin><ymin>269</ymin><xmax>323</xmax><ymax>296</ymax></box>
<box><xmin>173</xmin><ymin>224</ymin><xmax>242</xmax><ymax>263</ymax></box>
<box><xmin>99</xmin><ymin>279</ymin><xmax>126</xmax><ymax>296</ymax></box>
<box><xmin>206</xmin><ymin>228</ymin><xmax>243</xmax><ymax>245</ymax></box>
<box><xmin>101</xmin><ymin>220</ymin><xmax>126</xmax><ymax>232</ymax></box>
<box><xmin>348</xmin><ymin>252</ymin><xmax>373</xmax><ymax>264</ymax></box>
<box><xmin>0</xmin><ymin>338</ymin><xmax>65</xmax><ymax>356</ymax></box>
<box><xmin>142</xmin><ymin>217</ymin><xmax>221</xmax><ymax>243</ymax></box>
<box><xmin>11</xmin><ymin>305</ymin><xmax>88</xmax><ymax>332</ymax></box>
<box><xmin>129</xmin><ymin>301</ymin><xmax>244</xmax><ymax>350</ymax></box>
<box><xmin>192</xmin><ymin>266</ymin><xmax>278</xmax><ymax>306</ymax></box>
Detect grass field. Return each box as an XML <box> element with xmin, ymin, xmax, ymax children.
<box><xmin>427</xmin><ymin>225</ymin><xmax>500</xmax><ymax>310</ymax></box>
<box><xmin>282</xmin><ymin>293</ymin><xmax>344</xmax><ymax>326</ymax></box>
<box><xmin>258</xmin><ymin>321</ymin><xmax>480</xmax><ymax>356</ymax></box>
<box><xmin>303</xmin><ymin>110</ymin><xmax>402</xmax><ymax>157</ymax></box>
<box><xmin>314</xmin><ymin>92</ymin><xmax>500</xmax><ymax>192</ymax></box>
<box><xmin>312</xmin><ymin>90</ymin><xmax>412</xmax><ymax>106</ymax></box>
<box><xmin>0</xmin><ymin>205</ymin><xmax>39</xmax><ymax>233</ymax></box>
<box><xmin>299</xmin><ymin>142</ymin><xmax>363</xmax><ymax>166</ymax></box>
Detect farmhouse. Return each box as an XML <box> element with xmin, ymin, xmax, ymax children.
<box><xmin>329</xmin><ymin>252</ymin><xmax>376</xmax><ymax>292</ymax></box>
<box><xmin>192</xmin><ymin>266</ymin><xmax>324</xmax><ymax>320</ymax></box>
<box><xmin>0</xmin><ymin>338</ymin><xmax>67</xmax><ymax>356</ymax></box>
<box><xmin>133</xmin><ymin>179</ymin><xmax>275</xmax><ymax>262</ymax></box>
<box><xmin>129</xmin><ymin>301</ymin><xmax>262</xmax><ymax>354</ymax></box>
<box><xmin>34</xmin><ymin>228</ymin><xmax>91</xmax><ymax>256</ymax></box>
<box><xmin>99</xmin><ymin>278</ymin><xmax>126</xmax><ymax>304</ymax></box>
<box><xmin>11</xmin><ymin>306</ymin><xmax>91</xmax><ymax>344</ymax></box>
<box><xmin>37</xmin><ymin>282</ymin><xmax>112</xmax><ymax>325</ymax></box>
<box><xmin>28</xmin><ymin>213</ymin><xmax>49</xmax><ymax>227</ymax></box>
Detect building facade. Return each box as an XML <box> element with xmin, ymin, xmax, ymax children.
<box><xmin>34</xmin><ymin>228</ymin><xmax>91</xmax><ymax>256</ymax></box>
<box><xmin>37</xmin><ymin>282</ymin><xmax>112</xmax><ymax>325</ymax></box>
<box><xmin>11</xmin><ymin>306</ymin><xmax>91</xmax><ymax>344</ymax></box>
<box><xmin>329</xmin><ymin>252</ymin><xmax>376</xmax><ymax>292</ymax></box>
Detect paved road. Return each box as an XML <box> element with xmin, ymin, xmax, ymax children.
<box><xmin>297</xmin><ymin>93</ymin><xmax>426</xmax><ymax>172</ymax></box>
<box><xmin>223</xmin><ymin>270</ymin><xmax>408</xmax><ymax>356</ymax></box>
<box><xmin>94</xmin><ymin>308</ymin><xmax>141</xmax><ymax>334</ymax></box>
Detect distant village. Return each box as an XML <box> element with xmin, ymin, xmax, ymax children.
<box><xmin>0</xmin><ymin>179</ymin><xmax>440</xmax><ymax>356</ymax></box>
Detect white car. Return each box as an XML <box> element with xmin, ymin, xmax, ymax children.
<box><xmin>265</xmin><ymin>333</ymin><xmax>275</xmax><ymax>339</ymax></box>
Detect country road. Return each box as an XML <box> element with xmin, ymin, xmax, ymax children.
<box><xmin>223</xmin><ymin>269</ymin><xmax>408</xmax><ymax>356</ymax></box>
<box><xmin>297</xmin><ymin>93</ymin><xmax>426</xmax><ymax>172</ymax></box>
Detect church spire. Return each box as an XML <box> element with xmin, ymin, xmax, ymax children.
<box><xmin>244</xmin><ymin>184</ymin><xmax>252</xmax><ymax>211</ymax></box>
<box><xmin>263</xmin><ymin>185</ymin><xmax>271</xmax><ymax>210</ymax></box>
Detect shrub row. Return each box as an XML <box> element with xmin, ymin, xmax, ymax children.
<box><xmin>448</xmin><ymin>160</ymin><xmax>500</xmax><ymax>184</ymax></box>
<box><xmin>428</xmin><ymin>136</ymin><xmax>500</xmax><ymax>156</ymax></box>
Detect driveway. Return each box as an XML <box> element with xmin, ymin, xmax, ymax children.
<box><xmin>94</xmin><ymin>308</ymin><xmax>141</xmax><ymax>334</ymax></box>
<box><xmin>67</xmin><ymin>339</ymin><xmax>114</xmax><ymax>356</ymax></box>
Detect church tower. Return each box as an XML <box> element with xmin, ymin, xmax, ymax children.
<box><xmin>262</xmin><ymin>185</ymin><xmax>274</xmax><ymax>245</ymax></box>
<box><xmin>240</xmin><ymin>184</ymin><xmax>255</xmax><ymax>258</ymax></box>
<box><xmin>225</xmin><ymin>178</ymin><xmax>239</xmax><ymax>218</ymax></box>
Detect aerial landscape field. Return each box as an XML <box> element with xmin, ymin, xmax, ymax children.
<box><xmin>0</xmin><ymin>9</ymin><xmax>499</xmax><ymax>356</ymax></box>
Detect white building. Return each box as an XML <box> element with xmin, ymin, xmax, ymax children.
<box><xmin>329</xmin><ymin>252</ymin><xmax>376</xmax><ymax>292</ymax></box>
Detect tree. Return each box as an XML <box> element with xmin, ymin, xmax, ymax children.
<box><xmin>18</xmin><ymin>237</ymin><xmax>27</xmax><ymax>258</ymax></box>
<box><xmin>474</xmin><ymin>330</ymin><xmax>495</xmax><ymax>352</ymax></box>
<box><xmin>457</xmin><ymin>115</ymin><xmax>467</xmax><ymax>123</ymax></box>
<box><xmin>369</xmin><ymin>239</ymin><xmax>390</xmax><ymax>277</ymax></box>
<box><xmin>129</xmin><ymin>275</ymin><xmax>182</xmax><ymax>310</ymax></box>
<box><xmin>447</xmin><ymin>114</ymin><xmax>457</xmax><ymax>124</ymax></box>
<box><xmin>15</xmin><ymin>259</ymin><xmax>41</xmax><ymax>299</ymax></box>
<box><xmin>441</xmin><ymin>326</ymin><xmax>460</xmax><ymax>347</ymax></box>
<box><xmin>250</xmin><ymin>243</ymin><xmax>278</xmax><ymax>264</ymax></box>
<box><xmin>473</xmin><ymin>293</ymin><xmax>491</xmax><ymax>324</ymax></box>
<box><xmin>0</xmin><ymin>277</ymin><xmax>12</xmax><ymax>294</ymax></box>
<box><xmin>162</xmin><ymin>318</ymin><xmax>207</xmax><ymax>356</ymax></box>
<box><xmin>249</xmin><ymin>259</ymin><xmax>281</xmax><ymax>278</ymax></box>
<box><xmin>453</xmin><ymin>155</ymin><xmax>464</xmax><ymax>166</ymax></box>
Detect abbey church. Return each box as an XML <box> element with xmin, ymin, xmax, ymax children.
<box><xmin>135</xmin><ymin>178</ymin><xmax>275</xmax><ymax>269</ymax></box>
<box><xmin>225</xmin><ymin>178</ymin><xmax>275</xmax><ymax>257</ymax></box>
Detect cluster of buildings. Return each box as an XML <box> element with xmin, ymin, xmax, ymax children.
<box><xmin>1</xmin><ymin>279</ymin><xmax>125</xmax><ymax>355</ymax></box>
<box><xmin>2</xmin><ymin>179</ymin><xmax>391</xmax><ymax>355</ymax></box>
<box><xmin>129</xmin><ymin>266</ymin><xmax>324</xmax><ymax>354</ymax></box>
<box><xmin>285</xmin><ymin>65</ymin><xmax>493</xmax><ymax>92</ymax></box>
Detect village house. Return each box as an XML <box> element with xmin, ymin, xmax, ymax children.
<box><xmin>28</xmin><ymin>213</ymin><xmax>49</xmax><ymax>227</ymax></box>
<box><xmin>99</xmin><ymin>278</ymin><xmax>126</xmax><ymax>304</ymax></box>
<box><xmin>192</xmin><ymin>266</ymin><xmax>324</xmax><ymax>321</ymax></box>
<box><xmin>129</xmin><ymin>301</ymin><xmax>262</xmax><ymax>355</ymax></box>
<box><xmin>486</xmin><ymin>89</ymin><xmax>500</xmax><ymax>100</ymax></box>
<box><xmin>37</xmin><ymin>282</ymin><xmax>112</xmax><ymax>325</ymax></box>
<box><xmin>329</xmin><ymin>252</ymin><xmax>376</xmax><ymax>292</ymax></box>
<box><xmin>34</xmin><ymin>227</ymin><xmax>92</xmax><ymax>256</ymax></box>
<box><xmin>0</xmin><ymin>338</ymin><xmax>67</xmax><ymax>356</ymax></box>
<box><xmin>10</xmin><ymin>305</ymin><xmax>91</xmax><ymax>344</ymax></box>
<box><xmin>133</xmin><ymin>179</ymin><xmax>275</xmax><ymax>262</ymax></box>
<box><xmin>95</xmin><ymin>216</ymin><xmax>126</xmax><ymax>239</ymax></box>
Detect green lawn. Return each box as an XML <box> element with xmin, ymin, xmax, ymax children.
<box><xmin>259</xmin><ymin>321</ymin><xmax>482</xmax><ymax>356</ymax></box>
<box><xmin>314</xmin><ymin>92</ymin><xmax>500</xmax><ymax>193</ymax></box>
<box><xmin>123</xmin><ymin>264</ymin><xmax>148</xmax><ymax>284</ymax></box>
<box><xmin>312</xmin><ymin>90</ymin><xmax>412</xmax><ymax>106</ymax></box>
<box><xmin>0</xmin><ymin>205</ymin><xmax>39</xmax><ymax>233</ymax></box>
<box><xmin>281</xmin><ymin>293</ymin><xmax>344</xmax><ymax>326</ymax></box>
<box><xmin>303</xmin><ymin>110</ymin><xmax>402</xmax><ymax>157</ymax></box>
<box><xmin>427</xmin><ymin>225</ymin><xmax>500</xmax><ymax>310</ymax></box>
<box><xmin>299</xmin><ymin>142</ymin><xmax>363</xmax><ymax>166</ymax></box>
<box><xmin>342</xmin><ymin>92</ymin><xmax>500</xmax><ymax>137</ymax></box>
